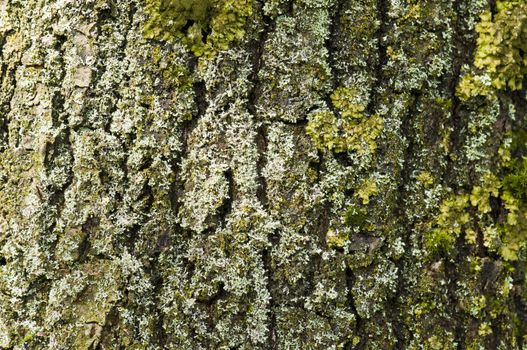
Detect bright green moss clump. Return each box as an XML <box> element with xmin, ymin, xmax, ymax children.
<box><xmin>144</xmin><ymin>0</ymin><xmax>253</xmax><ymax>58</ymax></box>
<box><xmin>306</xmin><ymin>86</ymin><xmax>383</xmax><ymax>155</ymax></box>
<box><xmin>474</xmin><ymin>0</ymin><xmax>527</xmax><ymax>90</ymax></box>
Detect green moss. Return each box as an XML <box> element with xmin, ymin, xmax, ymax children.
<box><xmin>144</xmin><ymin>0</ymin><xmax>253</xmax><ymax>59</ymax></box>
<box><xmin>509</xmin><ymin>129</ymin><xmax>527</xmax><ymax>155</ymax></box>
<box><xmin>502</xmin><ymin>157</ymin><xmax>527</xmax><ymax>202</ymax></box>
<box><xmin>474</xmin><ymin>0</ymin><xmax>527</xmax><ymax>90</ymax></box>
<box><xmin>344</xmin><ymin>205</ymin><xmax>368</xmax><ymax>229</ymax></box>
<box><xmin>306</xmin><ymin>86</ymin><xmax>383</xmax><ymax>155</ymax></box>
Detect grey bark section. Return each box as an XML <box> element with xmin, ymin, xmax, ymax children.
<box><xmin>0</xmin><ymin>0</ymin><xmax>526</xmax><ymax>349</ymax></box>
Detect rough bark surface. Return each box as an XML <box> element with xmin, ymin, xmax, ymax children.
<box><xmin>0</xmin><ymin>0</ymin><xmax>526</xmax><ymax>349</ymax></box>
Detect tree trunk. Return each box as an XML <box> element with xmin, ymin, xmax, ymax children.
<box><xmin>0</xmin><ymin>0</ymin><xmax>526</xmax><ymax>349</ymax></box>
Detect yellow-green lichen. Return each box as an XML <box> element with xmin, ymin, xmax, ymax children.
<box><xmin>499</xmin><ymin>187</ymin><xmax>527</xmax><ymax>260</ymax></box>
<box><xmin>151</xmin><ymin>46</ymin><xmax>194</xmax><ymax>91</ymax></box>
<box><xmin>456</xmin><ymin>73</ymin><xmax>494</xmax><ymax>100</ymax></box>
<box><xmin>478</xmin><ymin>322</ymin><xmax>493</xmax><ymax>337</ymax></box>
<box><xmin>474</xmin><ymin>0</ymin><xmax>527</xmax><ymax>90</ymax></box>
<box><xmin>416</xmin><ymin>171</ymin><xmax>434</xmax><ymax>188</ymax></box>
<box><xmin>326</xmin><ymin>228</ymin><xmax>349</xmax><ymax>249</ymax></box>
<box><xmin>306</xmin><ymin>86</ymin><xmax>383</xmax><ymax>155</ymax></box>
<box><xmin>425</xmin><ymin>193</ymin><xmax>470</xmax><ymax>254</ymax></box>
<box><xmin>469</xmin><ymin>172</ymin><xmax>500</xmax><ymax>214</ymax></box>
<box><xmin>426</xmin><ymin>159</ymin><xmax>527</xmax><ymax>260</ymax></box>
<box><xmin>144</xmin><ymin>0</ymin><xmax>253</xmax><ymax>58</ymax></box>
<box><xmin>422</xmin><ymin>330</ymin><xmax>456</xmax><ymax>350</ymax></box>
<box><xmin>355</xmin><ymin>177</ymin><xmax>378</xmax><ymax>204</ymax></box>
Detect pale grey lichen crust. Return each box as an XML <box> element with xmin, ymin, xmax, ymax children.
<box><xmin>0</xmin><ymin>0</ymin><xmax>526</xmax><ymax>349</ymax></box>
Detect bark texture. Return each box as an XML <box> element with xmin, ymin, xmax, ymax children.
<box><xmin>0</xmin><ymin>0</ymin><xmax>526</xmax><ymax>349</ymax></box>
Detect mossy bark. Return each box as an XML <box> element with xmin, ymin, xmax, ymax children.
<box><xmin>0</xmin><ymin>0</ymin><xmax>526</xmax><ymax>349</ymax></box>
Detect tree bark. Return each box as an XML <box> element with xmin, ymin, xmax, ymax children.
<box><xmin>0</xmin><ymin>0</ymin><xmax>526</xmax><ymax>349</ymax></box>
